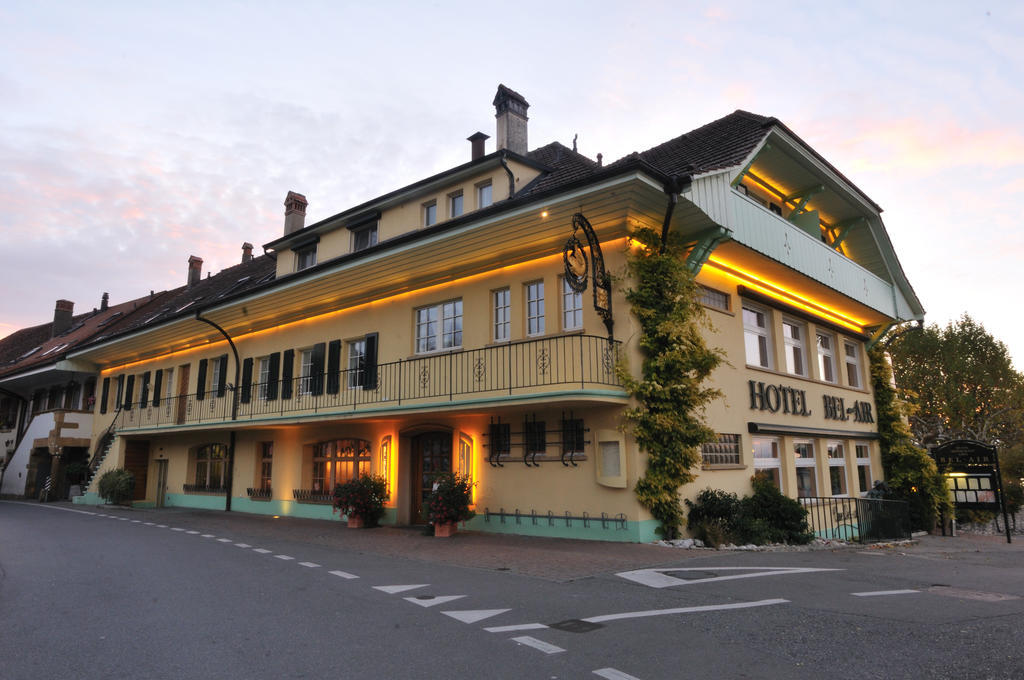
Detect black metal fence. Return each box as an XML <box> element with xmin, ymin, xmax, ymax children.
<box><xmin>114</xmin><ymin>334</ymin><xmax>622</xmax><ymax>431</ymax></box>
<box><xmin>799</xmin><ymin>496</ymin><xmax>912</xmax><ymax>543</ymax></box>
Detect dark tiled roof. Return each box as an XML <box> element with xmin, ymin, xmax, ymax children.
<box><xmin>520</xmin><ymin>142</ymin><xmax>601</xmax><ymax>196</ymax></box>
<box><xmin>611</xmin><ymin>110</ymin><xmax>775</xmax><ymax>177</ymax></box>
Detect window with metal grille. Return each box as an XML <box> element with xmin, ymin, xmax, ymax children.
<box><xmin>561</xmin><ymin>418</ymin><xmax>585</xmax><ymax>454</ymax></box>
<box><xmin>489</xmin><ymin>422</ymin><xmax>510</xmax><ymax>456</ymax></box>
<box><xmin>701</xmin><ymin>433</ymin><xmax>741</xmax><ymax>466</ymax></box>
<box><xmin>525</xmin><ymin>420</ymin><xmax>546</xmax><ymax>454</ymax></box>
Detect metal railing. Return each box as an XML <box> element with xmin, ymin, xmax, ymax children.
<box><xmin>293</xmin><ymin>489</ymin><xmax>333</xmax><ymax>504</ymax></box>
<box><xmin>799</xmin><ymin>496</ymin><xmax>911</xmax><ymax>543</ymax></box>
<box><xmin>115</xmin><ymin>335</ymin><xmax>622</xmax><ymax>430</ymax></box>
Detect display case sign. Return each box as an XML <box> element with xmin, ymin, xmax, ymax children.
<box><xmin>931</xmin><ymin>439</ymin><xmax>1011</xmax><ymax>543</ymax></box>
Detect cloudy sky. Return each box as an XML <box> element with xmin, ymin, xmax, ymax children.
<box><xmin>2</xmin><ymin>1</ymin><xmax>1022</xmax><ymax>366</ymax></box>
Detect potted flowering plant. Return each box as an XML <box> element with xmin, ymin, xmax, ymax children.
<box><xmin>427</xmin><ymin>471</ymin><xmax>475</xmax><ymax>537</ymax></box>
<box><xmin>333</xmin><ymin>474</ymin><xmax>388</xmax><ymax>528</ymax></box>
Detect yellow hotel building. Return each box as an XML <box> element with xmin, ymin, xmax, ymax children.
<box><xmin>68</xmin><ymin>85</ymin><xmax>924</xmax><ymax>541</ymax></box>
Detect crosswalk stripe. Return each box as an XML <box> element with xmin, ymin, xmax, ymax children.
<box><xmin>511</xmin><ymin>636</ymin><xmax>564</xmax><ymax>654</ymax></box>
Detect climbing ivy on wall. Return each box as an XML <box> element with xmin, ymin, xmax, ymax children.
<box><xmin>868</xmin><ymin>344</ymin><xmax>950</xmax><ymax>530</ymax></box>
<box><xmin>619</xmin><ymin>227</ymin><xmax>724</xmax><ymax>539</ymax></box>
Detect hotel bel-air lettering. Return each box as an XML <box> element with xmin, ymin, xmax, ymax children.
<box><xmin>748</xmin><ymin>380</ymin><xmax>812</xmax><ymax>416</ymax></box>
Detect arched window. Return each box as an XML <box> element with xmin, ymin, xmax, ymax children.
<box><xmin>311</xmin><ymin>439</ymin><xmax>371</xmax><ymax>492</ymax></box>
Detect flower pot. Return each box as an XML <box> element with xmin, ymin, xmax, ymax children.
<box><xmin>347</xmin><ymin>515</ymin><xmax>365</xmax><ymax>529</ymax></box>
<box><xmin>434</xmin><ymin>521</ymin><xmax>457</xmax><ymax>538</ymax></box>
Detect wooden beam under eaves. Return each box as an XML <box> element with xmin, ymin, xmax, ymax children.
<box><xmin>830</xmin><ymin>216</ymin><xmax>867</xmax><ymax>250</ymax></box>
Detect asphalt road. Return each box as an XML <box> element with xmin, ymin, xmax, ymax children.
<box><xmin>2</xmin><ymin>501</ymin><xmax>1022</xmax><ymax>680</ymax></box>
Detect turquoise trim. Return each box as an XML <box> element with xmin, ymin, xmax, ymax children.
<box><xmin>132</xmin><ymin>501</ymin><xmax>156</xmax><ymax>509</ymax></box>
<box><xmin>463</xmin><ymin>515</ymin><xmax>660</xmax><ymax>543</ymax></box>
<box><xmin>115</xmin><ymin>389</ymin><xmax>628</xmax><ymax>435</ymax></box>
<box><xmin>165</xmin><ymin>493</ymin><xmax>228</xmax><ymax>511</ymax></box>
<box><xmin>73</xmin><ymin>492</ymin><xmax>103</xmax><ymax>506</ymax></box>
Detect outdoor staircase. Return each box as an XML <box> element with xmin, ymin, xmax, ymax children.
<box><xmin>81</xmin><ymin>428</ymin><xmax>117</xmax><ymax>494</ymax></box>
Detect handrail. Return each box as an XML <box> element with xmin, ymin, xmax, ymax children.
<box><xmin>88</xmin><ymin>405</ymin><xmax>122</xmax><ymax>471</ymax></box>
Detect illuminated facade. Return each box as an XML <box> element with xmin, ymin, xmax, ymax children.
<box><xmin>65</xmin><ymin>85</ymin><xmax>923</xmax><ymax>541</ymax></box>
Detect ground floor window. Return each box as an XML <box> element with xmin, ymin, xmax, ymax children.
<box><xmin>827</xmin><ymin>441</ymin><xmax>847</xmax><ymax>496</ymax></box>
<box><xmin>193</xmin><ymin>443</ymin><xmax>227</xmax><ymax>490</ymax></box>
<box><xmin>259</xmin><ymin>441</ymin><xmax>273</xmax><ymax>491</ymax></box>
<box><xmin>311</xmin><ymin>439</ymin><xmax>371</xmax><ymax>492</ymax></box>
<box><xmin>794</xmin><ymin>439</ymin><xmax>817</xmax><ymax>497</ymax></box>
<box><xmin>855</xmin><ymin>442</ymin><xmax>872</xmax><ymax>494</ymax></box>
<box><xmin>752</xmin><ymin>436</ymin><xmax>782</xmax><ymax>491</ymax></box>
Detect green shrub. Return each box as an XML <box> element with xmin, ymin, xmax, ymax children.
<box><xmin>685</xmin><ymin>477</ymin><xmax>813</xmax><ymax>546</ymax></box>
<box><xmin>97</xmin><ymin>468</ymin><xmax>135</xmax><ymax>505</ymax></box>
<box><xmin>427</xmin><ymin>472</ymin><xmax>475</xmax><ymax>524</ymax></box>
<box><xmin>333</xmin><ymin>474</ymin><xmax>388</xmax><ymax>527</ymax></box>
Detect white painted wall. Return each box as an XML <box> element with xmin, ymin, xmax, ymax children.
<box><xmin>0</xmin><ymin>411</ymin><xmax>93</xmax><ymax>496</ymax></box>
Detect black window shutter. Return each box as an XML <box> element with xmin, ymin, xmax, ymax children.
<box><xmin>310</xmin><ymin>342</ymin><xmax>326</xmax><ymax>396</ymax></box>
<box><xmin>124</xmin><ymin>375</ymin><xmax>135</xmax><ymax>410</ymax></box>
<box><xmin>216</xmin><ymin>354</ymin><xmax>228</xmax><ymax>398</ymax></box>
<box><xmin>100</xmin><ymin>378</ymin><xmax>110</xmax><ymax>414</ymax></box>
<box><xmin>326</xmin><ymin>340</ymin><xmax>341</xmax><ymax>394</ymax></box>
<box><xmin>362</xmin><ymin>333</ymin><xmax>379</xmax><ymax>390</ymax></box>
<box><xmin>153</xmin><ymin>369</ymin><xmax>163</xmax><ymax>406</ymax></box>
<box><xmin>240</xmin><ymin>358</ymin><xmax>253</xmax><ymax>404</ymax></box>
<box><xmin>267</xmin><ymin>352</ymin><xmax>281</xmax><ymax>401</ymax></box>
<box><xmin>281</xmin><ymin>349</ymin><xmax>294</xmax><ymax>400</ymax></box>
<box><xmin>140</xmin><ymin>371</ymin><xmax>151</xmax><ymax>406</ymax></box>
<box><xmin>116</xmin><ymin>375</ymin><xmax>125</xmax><ymax>407</ymax></box>
<box><xmin>196</xmin><ymin>359</ymin><xmax>208</xmax><ymax>401</ymax></box>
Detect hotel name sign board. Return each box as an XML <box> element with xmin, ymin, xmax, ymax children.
<box><xmin>748</xmin><ymin>380</ymin><xmax>874</xmax><ymax>423</ymax></box>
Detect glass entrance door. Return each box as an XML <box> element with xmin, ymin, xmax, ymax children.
<box><xmin>411</xmin><ymin>432</ymin><xmax>451</xmax><ymax>523</ymax></box>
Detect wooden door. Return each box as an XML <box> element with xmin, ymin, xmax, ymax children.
<box><xmin>123</xmin><ymin>440</ymin><xmax>150</xmax><ymax>502</ymax></box>
<box><xmin>155</xmin><ymin>459</ymin><xmax>168</xmax><ymax>507</ymax></box>
<box><xmin>411</xmin><ymin>432</ymin><xmax>452</xmax><ymax>523</ymax></box>
<box><xmin>176</xmin><ymin>364</ymin><xmax>190</xmax><ymax>425</ymax></box>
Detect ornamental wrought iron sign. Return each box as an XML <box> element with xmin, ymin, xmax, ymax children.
<box><xmin>564</xmin><ymin>212</ymin><xmax>614</xmax><ymax>339</ymax></box>
<box><xmin>932</xmin><ymin>439</ymin><xmax>1011</xmax><ymax>543</ymax></box>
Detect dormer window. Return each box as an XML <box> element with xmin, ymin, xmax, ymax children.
<box><xmin>291</xmin><ymin>237</ymin><xmax>320</xmax><ymax>272</ymax></box>
<box><xmin>477</xmin><ymin>181</ymin><xmax>493</xmax><ymax>209</ymax></box>
<box><xmin>423</xmin><ymin>201</ymin><xmax>437</xmax><ymax>227</ymax></box>
<box><xmin>449</xmin><ymin>191</ymin><xmax>464</xmax><ymax>218</ymax></box>
<box><xmin>351</xmin><ymin>222</ymin><xmax>378</xmax><ymax>252</ymax></box>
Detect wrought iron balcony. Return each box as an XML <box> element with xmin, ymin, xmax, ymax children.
<box><xmin>114</xmin><ymin>334</ymin><xmax>623</xmax><ymax>431</ymax></box>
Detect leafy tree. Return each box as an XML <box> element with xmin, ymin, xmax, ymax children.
<box><xmin>887</xmin><ymin>315</ymin><xmax>1023</xmax><ymax>447</ymax></box>
<box><xmin>620</xmin><ymin>227</ymin><xmax>724</xmax><ymax>539</ymax></box>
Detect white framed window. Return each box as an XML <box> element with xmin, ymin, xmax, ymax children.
<box><xmin>351</xmin><ymin>223</ymin><xmax>378</xmax><ymax>252</ymax></box>
<box><xmin>311</xmin><ymin>439</ymin><xmax>371</xmax><ymax>492</ymax></box>
<box><xmin>855</xmin><ymin>442</ymin><xmax>872</xmax><ymax>495</ymax></box>
<box><xmin>259</xmin><ymin>441</ymin><xmax>273</xmax><ymax>491</ymax></box>
<box><xmin>794</xmin><ymin>439</ymin><xmax>818</xmax><ymax>498</ymax></box>
<box><xmin>298</xmin><ymin>349</ymin><xmax>314</xmax><ymax>395</ymax></box>
<box><xmin>742</xmin><ymin>303</ymin><xmax>772</xmax><ymax>368</ymax></box>
<box><xmin>164</xmin><ymin>368</ymin><xmax>174</xmax><ymax>402</ymax></box>
<box><xmin>827</xmin><ymin>440</ymin><xmax>847</xmax><ymax>496</ymax></box>
<box><xmin>477</xmin><ymin>181</ymin><xmax>492</xmax><ymax>209</ymax></box>
<box><xmin>817</xmin><ymin>332</ymin><xmax>836</xmax><ymax>383</ymax></box>
<box><xmin>844</xmin><ymin>341</ymin><xmax>862</xmax><ymax>388</ymax></box>
<box><xmin>347</xmin><ymin>339</ymin><xmax>366</xmax><ymax>389</ymax></box>
<box><xmin>752</xmin><ymin>437</ymin><xmax>782</xmax><ymax>492</ymax></box>
<box><xmin>415</xmin><ymin>299</ymin><xmax>463</xmax><ymax>354</ymax></box>
<box><xmin>449</xmin><ymin>191</ymin><xmax>463</xmax><ymax>218</ymax></box>
<box><xmin>257</xmin><ymin>357</ymin><xmax>270</xmax><ymax>400</ymax></box>
<box><xmin>210</xmin><ymin>359</ymin><xmax>222</xmax><ymax>396</ymax></box>
<box><xmin>698</xmin><ymin>286</ymin><xmax>730</xmax><ymax>312</ymax></box>
<box><xmin>423</xmin><ymin>201</ymin><xmax>437</xmax><ymax>227</ymax></box>
<box><xmin>295</xmin><ymin>244</ymin><xmax>317</xmax><ymax>271</ymax></box>
<box><xmin>561</xmin><ymin>277</ymin><xmax>582</xmax><ymax>331</ymax></box>
<box><xmin>493</xmin><ymin>288</ymin><xmax>510</xmax><ymax>342</ymax></box>
<box><xmin>782</xmin><ymin>318</ymin><xmax>806</xmax><ymax>376</ymax></box>
<box><xmin>526</xmin><ymin>281</ymin><xmax>545</xmax><ymax>336</ymax></box>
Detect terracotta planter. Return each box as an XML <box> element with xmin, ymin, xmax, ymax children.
<box><xmin>434</xmin><ymin>521</ymin><xmax>457</xmax><ymax>538</ymax></box>
<box><xmin>347</xmin><ymin>515</ymin><xmax>365</xmax><ymax>529</ymax></box>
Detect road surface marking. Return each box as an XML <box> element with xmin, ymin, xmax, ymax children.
<box><xmin>329</xmin><ymin>570</ymin><xmax>359</xmax><ymax>579</ymax></box>
<box><xmin>131</xmin><ymin>520</ymin><xmax>141</xmax><ymax>523</ymax></box>
<box><xmin>201</xmin><ymin>534</ymin><xmax>215</xmax><ymax>538</ymax></box>
<box><xmin>582</xmin><ymin>598</ymin><xmax>789</xmax><ymax>623</ymax></box>
<box><xmin>484</xmin><ymin>623</ymin><xmax>548</xmax><ymax>633</ymax></box>
<box><xmin>252</xmin><ymin>548</ymin><xmax>272</xmax><ymax>554</ymax></box>
<box><xmin>185</xmin><ymin>530</ymin><xmax>200</xmax><ymax>534</ymax></box>
<box><xmin>442</xmin><ymin>609</ymin><xmax>511</xmax><ymax>624</ymax></box>
<box><xmin>171</xmin><ymin>527</ymin><xmax>185</xmax><ymax>531</ymax></box>
<box><xmin>156</xmin><ymin>524</ymin><xmax>168</xmax><ymax>528</ymax></box>
<box><xmin>928</xmin><ymin>586</ymin><xmax>1020</xmax><ymax>602</ymax></box>
<box><xmin>0</xmin><ymin>502</ymin><xmax>100</xmax><ymax>517</ymax></box>
<box><xmin>234</xmin><ymin>543</ymin><xmax>251</xmax><ymax>548</ymax></box>
<box><xmin>511</xmin><ymin>636</ymin><xmax>564</xmax><ymax>654</ymax></box>
<box><xmin>374</xmin><ymin>584</ymin><xmax>428</xmax><ymax>594</ymax></box>
<box><xmin>217</xmin><ymin>538</ymin><xmax>233</xmax><ymax>543</ymax></box>
<box><xmin>274</xmin><ymin>554</ymin><xmax>294</xmax><ymax>560</ymax></box>
<box><xmin>118</xmin><ymin>517</ymin><xmax>129</xmax><ymax>521</ymax></box>
<box><xmin>616</xmin><ymin>566</ymin><xmax>841</xmax><ymax>589</ymax></box>
<box><xmin>298</xmin><ymin>562</ymin><xmax>320</xmax><ymax>568</ymax></box>
<box><xmin>852</xmin><ymin>589</ymin><xmax>919</xmax><ymax>597</ymax></box>
<box><xmin>404</xmin><ymin>595</ymin><xmax>466</xmax><ymax>608</ymax></box>
<box><xmin>144</xmin><ymin>522</ymin><xmax>155</xmax><ymax>526</ymax></box>
<box><xmin>594</xmin><ymin>669</ymin><xmax>642</xmax><ymax>680</ymax></box>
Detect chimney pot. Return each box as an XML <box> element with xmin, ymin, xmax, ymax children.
<box><xmin>187</xmin><ymin>255</ymin><xmax>203</xmax><ymax>287</ymax></box>
<box><xmin>52</xmin><ymin>299</ymin><xmax>74</xmax><ymax>337</ymax></box>
<box><xmin>242</xmin><ymin>241</ymin><xmax>254</xmax><ymax>263</ymax></box>
<box><xmin>468</xmin><ymin>131</ymin><xmax>490</xmax><ymax>161</ymax></box>
<box><xmin>100</xmin><ymin>292</ymin><xmax>109</xmax><ymax>311</ymax></box>
<box><xmin>493</xmin><ymin>84</ymin><xmax>529</xmax><ymax>155</ymax></box>
<box><xmin>284</xmin><ymin>191</ymin><xmax>308</xmax><ymax>236</ymax></box>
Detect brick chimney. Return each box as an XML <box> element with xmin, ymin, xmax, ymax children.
<box><xmin>493</xmin><ymin>85</ymin><xmax>529</xmax><ymax>155</ymax></box>
<box><xmin>100</xmin><ymin>292</ymin><xmax>109</xmax><ymax>311</ymax></box>
<box><xmin>284</xmin><ymin>191</ymin><xmax>308</xmax><ymax>236</ymax></box>
<box><xmin>468</xmin><ymin>131</ymin><xmax>489</xmax><ymax>161</ymax></box>
<box><xmin>52</xmin><ymin>300</ymin><xmax>74</xmax><ymax>337</ymax></box>
<box><xmin>241</xmin><ymin>242</ymin><xmax>254</xmax><ymax>263</ymax></box>
<box><xmin>187</xmin><ymin>255</ymin><xmax>203</xmax><ymax>287</ymax></box>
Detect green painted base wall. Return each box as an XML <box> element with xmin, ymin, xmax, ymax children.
<box><xmin>73</xmin><ymin>492</ymin><xmax>103</xmax><ymax>506</ymax></box>
<box><xmin>463</xmin><ymin>515</ymin><xmax>660</xmax><ymax>543</ymax></box>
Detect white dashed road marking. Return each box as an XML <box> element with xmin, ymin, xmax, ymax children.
<box><xmin>253</xmin><ymin>548</ymin><xmax>272</xmax><ymax>554</ymax></box>
<box><xmin>593</xmin><ymin>668</ymin><xmax>642</xmax><ymax>680</ymax></box>
<box><xmin>511</xmin><ymin>636</ymin><xmax>564</xmax><ymax>654</ymax></box>
<box><xmin>234</xmin><ymin>543</ymin><xmax>251</xmax><ymax>548</ymax></box>
<box><xmin>217</xmin><ymin>538</ymin><xmax>233</xmax><ymax>543</ymax></box>
<box><xmin>144</xmin><ymin>522</ymin><xmax>155</xmax><ymax>526</ymax></box>
<box><xmin>201</xmin><ymin>534</ymin><xmax>215</xmax><ymax>538</ymax></box>
<box><xmin>329</xmin><ymin>570</ymin><xmax>359</xmax><ymax>579</ymax></box>
<box><xmin>171</xmin><ymin>527</ymin><xmax>185</xmax><ymax>532</ymax></box>
<box><xmin>404</xmin><ymin>595</ymin><xmax>465</xmax><ymax>608</ymax></box>
<box><xmin>616</xmin><ymin>566</ymin><xmax>841</xmax><ymax>589</ymax></box>
<box><xmin>186</xmin><ymin>530</ymin><xmax>200</xmax><ymax>535</ymax></box>
<box><xmin>852</xmin><ymin>589</ymin><xmax>919</xmax><ymax>597</ymax></box>
<box><xmin>275</xmin><ymin>554</ymin><xmax>294</xmax><ymax>561</ymax></box>
<box><xmin>156</xmin><ymin>524</ymin><xmax>167</xmax><ymax>528</ymax></box>
<box><xmin>484</xmin><ymin>623</ymin><xmax>548</xmax><ymax>633</ymax></box>
<box><xmin>442</xmin><ymin>609</ymin><xmax>510</xmax><ymax>624</ymax></box>
<box><xmin>582</xmin><ymin>598</ymin><xmax>788</xmax><ymax>624</ymax></box>
<box><xmin>298</xmin><ymin>562</ymin><xmax>320</xmax><ymax>568</ymax></box>
<box><xmin>131</xmin><ymin>520</ymin><xmax>141</xmax><ymax>523</ymax></box>
<box><xmin>374</xmin><ymin>584</ymin><xmax>428</xmax><ymax>594</ymax></box>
